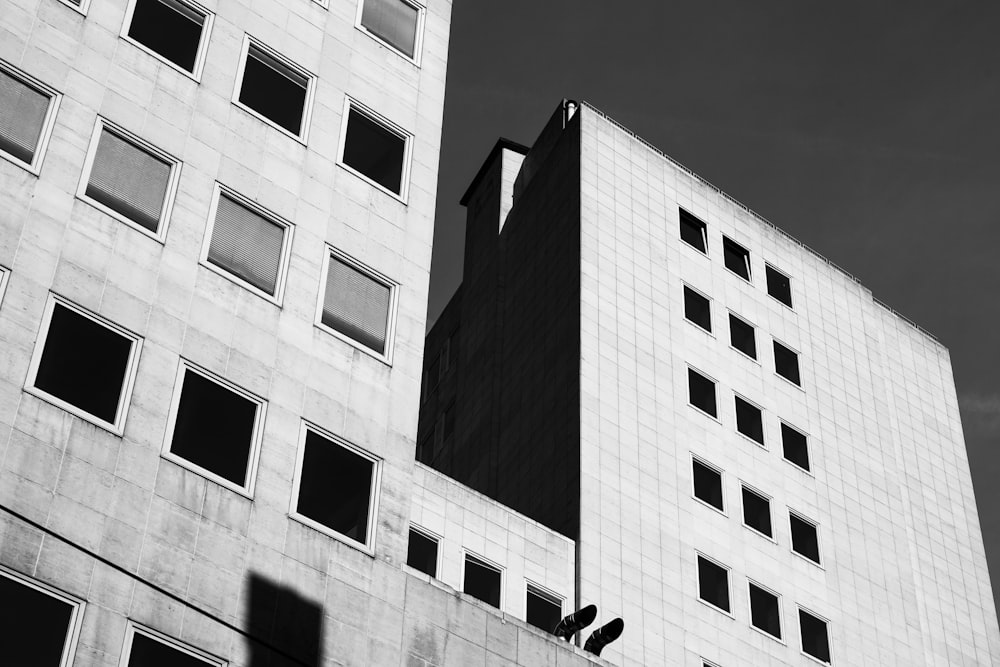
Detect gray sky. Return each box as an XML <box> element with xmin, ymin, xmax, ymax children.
<box><xmin>428</xmin><ymin>1</ymin><xmax>1000</xmax><ymax>612</ymax></box>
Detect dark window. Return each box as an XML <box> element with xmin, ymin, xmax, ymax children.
<box><xmin>321</xmin><ymin>251</ymin><xmax>393</xmax><ymax>355</ymax></box>
<box><xmin>765</xmin><ymin>265</ymin><xmax>793</xmax><ymax>308</ymax></box>
<box><xmin>238</xmin><ymin>44</ymin><xmax>309</xmax><ymax>136</ymax></box>
<box><xmin>799</xmin><ymin>610</ymin><xmax>831</xmax><ymax>663</ymax></box>
<box><xmin>749</xmin><ymin>583</ymin><xmax>782</xmax><ymax>639</ymax></box>
<box><xmin>781</xmin><ymin>423</ymin><xmax>810</xmax><ymax>471</ymax></box>
<box><xmin>86</xmin><ymin>126</ymin><xmax>172</xmax><ymax>232</ymax></box>
<box><xmin>679</xmin><ymin>208</ymin><xmax>708</xmax><ymax>253</ymax></box>
<box><xmin>360</xmin><ymin>0</ymin><xmax>420</xmax><ymax>58</ymax></box>
<box><xmin>127</xmin><ymin>0</ymin><xmax>207</xmax><ymax>73</ymax></box>
<box><xmin>773</xmin><ymin>341</ymin><xmax>801</xmax><ymax>386</ymax></box>
<box><xmin>127</xmin><ymin>630</ymin><xmax>216</xmax><ymax>667</ymax></box>
<box><xmin>208</xmin><ymin>193</ymin><xmax>286</xmax><ymax>296</ymax></box>
<box><xmin>729</xmin><ymin>314</ymin><xmax>756</xmax><ymax>359</ymax></box>
<box><xmin>296</xmin><ymin>429</ymin><xmax>376</xmax><ymax>545</ymax></box>
<box><xmin>790</xmin><ymin>513</ymin><xmax>820</xmax><ymax>564</ymax></box>
<box><xmin>688</xmin><ymin>369</ymin><xmax>717</xmax><ymax>418</ymax></box>
<box><xmin>692</xmin><ymin>458</ymin><xmax>723</xmax><ymax>511</ymax></box>
<box><xmin>464</xmin><ymin>555</ymin><xmax>501</xmax><ymax>608</ymax></box>
<box><xmin>526</xmin><ymin>586</ymin><xmax>562</xmax><ymax>633</ymax></box>
<box><xmin>34</xmin><ymin>302</ymin><xmax>135</xmax><ymax>426</ymax></box>
<box><xmin>0</xmin><ymin>573</ymin><xmax>76</xmax><ymax>667</ymax></box>
<box><xmin>683</xmin><ymin>286</ymin><xmax>711</xmax><ymax>332</ymax></box>
<box><xmin>742</xmin><ymin>487</ymin><xmax>772</xmax><ymax>537</ymax></box>
<box><xmin>342</xmin><ymin>106</ymin><xmax>406</xmax><ymax>195</ymax></box>
<box><xmin>696</xmin><ymin>556</ymin><xmax>729</xmax><ymax>612</ymax></box>
<box><xmin>722</xmin><ymin>236</ymin><xmax>751</xmax><ymax>280</ymax></box>
<box><xmin>734</xmin><ymin>396</ymin><xmax>764</xmax><ymax>445</ymax></box>
<box><xmin>169</xmin><ymin>368</ymin><xmax>258</xmax><ymax>487</ymax></box>
<box><xmin>0</xmin><ymin>67</ymin><xmax>52</xmax><ymax>165</ymax></box>
<box><xmin>406</xmin><ymin>527</ymin><xmax>438</xmax><ymax>577</ymax></box>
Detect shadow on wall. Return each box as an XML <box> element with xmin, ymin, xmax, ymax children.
<box><xmin>246</xmin><ymin>573</ymin><xmax>325</xmax><ymax>667</ymax></box>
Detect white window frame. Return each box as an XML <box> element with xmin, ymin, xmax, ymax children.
<box><xmin>780</xmin><ymin>421</ymin><xmax>813</xmax><ymax>475</ymax></box>
<box><xmin>747</xmin><ymin>579</ymin><xmax>784</xmax><ymax>643</ymax></box>
<box><xmin>0</xmin><ymin>565</ymin><xmax>86</xmax><ymax>667</ymax></box>
<box><xmin>24</xmin><ymin>294</ymin><xmax>143</xmax><ymax>435</ymax></box>
<box><xmin>524</xmin><ymin>580</ymin><xmax>564</xmax><ymax>629</ymax></box>
<box><xmin>57</xmin><ymin>0</ymin><xmax>91</xmax><ymax>16</ymax></box>
<box><xmin>739</xmin><ymin>482</ymin><xmax>774</xmax><ymax>541</ymax></box>
<box><xmin>161</xmin><ymin>360</ymin><xmax>266</xmax><ymax>497</ymax></box>
<box><xmin>0</xmin><ymin>265</ymin><xmax>9</xmax><ymax>306</ymax></box>
<box><xmin>76</xmin><ymin>117</ymin><xmax>181</xmax><ymax>242</ymax></box>
<box><xmin>119</xmin><ymin>0</ymin><xmax>215</xmax><ymax>81</ymax></box>
<box><xmin>772</xmin><ymin>337</ymin><xmax>803</xmax><ymax>388</ymax></box>
<box><xmin>289</xmin><ymin>419</ymin><xmax>382</xmax><ymax>554</ymax></box>
<box><xmin>690</xmin><ymin>454</ymin><xmax>726</xmax><ymax>516</ymax></box>
<box><xmin>231</xmin><ymin>35</ymin><xmax>316</xmax><ymax>143</ymax></box>
<box><xmin>686</xmin><ymin>365</ymin><xmax>719</xmax><ymax>422</ymax></box>
<box><xmin>461</xmin><ymin>551</ymin><xmax>505</xmax><ymax>610</ymax></box>
<box><xmin>314</xmin><ymin>244</ymin><xmax>400</xmax><ymax>365</ymax></box>
<box><xmin>733</xmin><ymin>392</ymin><xmax>766</xmax><ymax>448</ymax></box>
<box><xmin>354</xmin><ymin>0</ymin><xmax>426</xmax><ymax>65</ymax></box>
<box><xmin>764</xmin><ymin>262</ymin><xmax>794</xmax><ymax>310</ymax></box>
<box><xmin>682</xmin><ymin>283</ymin><xmax>713</xmax><ymax>335</ymax></box>
<box><xmin>407</xmin><ymin>523</ymin><xmax>441</xmax><ymax>577</ymax></box>
<box><xmin>727</xmin><ymin>311</ymin><xmax>758</xmax><ymax>363</ymax></box>
<box><xmin>788</xmin><ymin>510</ymin><xmax>823</xmax><ymax>566</ymax></box>
<box><xmin>0</xmin><ymin>60</ymin><xmax>62</xmax><ymax>175</ymax></box>
<box><xmin>797</xmin><ymin>605</ymin><xmax>833</xmax><ymax>665</ymax></box>
<box><xmin>695</xmin><ymin>552</ymin><xmax>732</xmax><ymax>617</ymax></box>
<box><xmin>722</xmin><ymin>235</ymin><xmax>752</xmax><ymax>282</ymax></box>
<box><xmin>678</xmin><ymin>206</ymin><xmax>709</xmax><ymax>255</ymax></box>
<box><xmin>119</xmin><ymin>620</ymin><xmax>226</xmax><ymax>667</ymax></box>
<box><xmin>337</xmin><ymin>97</ymin><xmax>413</xmax><ymax>203</ymax></box>
<box><xmin>199</xmin><ymin>183</ymin><xmax>294</xmax><ymax>305</ymax></box>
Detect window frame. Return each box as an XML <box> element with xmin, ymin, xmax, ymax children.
<box><xmin>231</xmin><ymin>35</ymin><xmax>317</xmax><ymax>143</ymax></box>
<box><xmin>0</xmin><ymin>60</ymin><xmax>62</xmax><ymax>175</ymax></box>
<box><xmin>76</xmin><ymin>117</ymin><xmax>181</xmax><ymax>242</ymax></box>
<box><xmin>56</xmin><ymin>0</ymin><xmax>91</xmax><ymax>14</ymax></box>
<box><xmin>0</xmin><ymin>265</ymin><xmax>9</xmax><ymax>306</ymax></box>
<box><xmin>119</xmin><ymin>0</ymin><xmax>215</xmax><ymax>81</ymax></box>
<box><xmin>687</xmin><ymin>366</ymin><xmax>719</xmax><ymax>421</ymax></box>
<box><xmin>691</xmin><ymin>454</ymin><xmax>725</xmax><ymax>515</ymax></box>
<box><xmin>682</xmin><ymin>283</ymin><xmax>713</xmax><ymax>334</ymax></box>
<box><xmin>740</xmin><ymin>483</ymin><xmax>774</xmax><ymax>541</ymax></box>
<box><xmin>406</xmin><ymin>524</ymin><xmax>441</xmax><ymax>577</ymax></box>
<box><xmin>337</xmin><ymin>96</ymin><xmax>413</xmax><ymax>203</ymax></box>
<box><xmin>24</xmin><ymin>294</ymin><xmax>143</xmax><ymax>435</ymax></box>
<box><xmin>722</xmin><ymin>235</ymin><xmax>752</xmax><ymax>282</ymax></box>
<box><xmin>354</xmin><ymin>0</ymin><xmax>426</xmax><ymax>65</ymax></box>
<box><xmin>747</xmin><ymin>579</ymin><xmax>784</xmax><ymax>643</ymax></box>
<box><xmin>772</xmin><ymin>338</ymin><xmax>802</xmax><ymax>388</ymax></box>
<box><xmin>524</xmin><ymin>580</ymin><xmax>564</xmax><ymax>632</ymax></box>
<box><xmin>765</xmin><ymin>263</ymin><xmax>794</xmax><ymax>309</ymax></box>
<box><xmin>678</xmin><ymin>207</ymin><xmax>709</xmax><ymax>255</ymax></box>
<box><xmin>199</xmin><ymin>183</ymin><xmax>294</xmax><ymax>305</ymax></box>
<box><xmin>733</xmin><ymin>393</ymin><xmax>766</xmax><ymax>447</ymax></box>
<box><xmin>462</xmin><ymin>551</ymin><xmax>504</xmax><ymax>610</ymax></box>
<box><xmin>789</xmin><ymin>510</ymin><xmax>822</xmax><ymax>566</ymax></box>
<box><xmin>119</xmin><ymin>620</ymin><xmax>226</xmax><ymax>667</ymax></box>
<box><xmin>0</xmin><ymin>565</ymin><xmax>87</xmax><ymax>667</ymax></box>
<box><xmin>695</xmin><ymin>552</ymin><xmax>732</xmax><ymax>616</ymax></box>
<box><xmin>780</xmin><ymin>421</ymin><xmax>812</xmax><ymax>474</ymax></box>
<box><xmin>727</xmin><ymin>311</ymin><xmax>758</xmax><ymax>362</ymax></box>
<box><xmin>797</xmin><ymin>606</ymin><xmax>833</xmax><ymax>665</ymax></box>
<box><xmin>160</xmin><ymin>360</ymin><xmax>266</xmax><ymax>498</ymax></box>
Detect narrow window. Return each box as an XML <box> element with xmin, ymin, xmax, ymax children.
<box><xmin>292</xmin><ymin>425</ymin><xmax>379</xmax><ymax>548</ymax></box>
<box><xmin>27</xmin><ymin>296</ymin><xmax>142</xmax><ymax>433</ymax></box>
<box><xmin>318</xmin><ymin>247</ymin><xmax>397</xmax><ymax>360</ymax></box>
<box><xmin>235</xmin><ymin>38</ymin><xmax>314</xmax><ymax>139</ymax></box>
<box><xmin>728</xmin><ymin>313</ymin><xmax>756</xmax><ymax>359</ymax></box>
<box><xmin>464</xmin><ymin>554</ymin><xmax>502</xmax><ymax>609</ymax></box>
<box><xmin>0</xmin><ymin>63</ymin><xmax>60</xmax><ymax>172</ymax></box>
<box><xmin>741</xmin><ymin>486</ymin><xmax>772</xmax><ymax>538</ymax></box>
<box><xmin>722</xmin><ymin>236</ymin><xmax>751</xmax><ymax>281</ymax></box>
<box><xmin>0</xmin><ymin>568</ymin><xmax>84</xmax><ymax>667</ymax></box>
<box><xmin>781</xmin><ymin>423</ymin><xmax>810</xmax><ymax>472</ymax></box>
<box><xmin>773</xmin><ymin>340</ymin><xmax>801</xmax><ymax>386</ymax></box>
<box><xmin>734</xmin><ymin>396</ymin><xmax>764</xmax><ymax>445</ymax></box>
<box><xmin>688</xmin><ymin>368</ymin><xmax>717</xmax><ymax>418</ymax></box>
<box><xmin>799</xmin><ymin>609</ymin><xmax>831</xmax><ymax>664</ymax></box>
<box><xmin>526</xmin><ymin>584</ymin><xmax>563</xmax><ymax>633</ymax></box>
<box><xmin>406</xmin><ymin>526</ymin><xmax>438</xmax><ymax>577</ymax></box>
<box><xmin>123</xmin><ymin>0</ymin><xmax>213</xmax><ymax>77</ymax></box>
<box><xmin>123</xmin><ymin>622</ymin><xmax>225</xmax><ymax>667</ymax></box>
<box><xmin>696</xmin><ymin>555</ymin><xmax>730</xmax><ymax>613</ymax></box>
<box><xmin>749</xmin><ymin>582</ymin><xmax>782</xmax><ymax>639</ymax></box>
<box><xmin>683</xmin><ymin>285</ymin><xmax>712</xmax><ymax>332</ymax></box>
<box><xmin>358</xmin><ymin>0</ymin><xmax>422</xmax><ymax>60</ymax></box>
<box><xmin>692</xmin><ymin>458</ymin><xmax>724</xmax><ymax>512</ymax></box>
<box><xmin>679</xmin><ymin>208</ymin><xmax>708</xmax><ymax>253</ymax></box>
<box><xmin>765</xmin><ymin>264</ymin><xmax>793</xmax><ymax>308</ymax></box>
<box><xmin>340</xmin><ymin>100</ymin><xmax>410</xmax><ymax>198</ymax></box>
<box><xmin>0</xmin><ymin>266</ymin><xmax>8</xmax><ymax>306</ymax></box>
<box><xmin>790</xmin><ymin>512</ymin><xmax>820</xmax><ymax>564</ymax></box>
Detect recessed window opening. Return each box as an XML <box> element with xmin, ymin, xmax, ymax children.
<box><xmin>406</xmin><ymin>526</ymin><xmax>438</xmax><ymax>577</ymax></box>
<box><xmin>765</xmin><ymin>264</ymin><xmax>793</xmax><ymax>308</ymax></box>
<box><xmin>799</xmin><ymin>609</ymin><xmax>831</xmax><ymax>664</ymax></box>
<box><xmin>318</xmin><ymin>247</ymin><xmax>396</xmax><ymax>360</ymax></box>
<box><xmin>526</xmin><ymin>584</ymin><xmax>562</xmax><ymax>633</ymax></box>
<box><xmin>729</xmin><ymin>313</ymin><xmax>756</xmax><ymax>359</ymax></box>
<box><xmin>781</xmin><ymin>423</ymin><xmax>810</xmax><ymax>472</ymax></box>
<box><xmin>696</xmin><ymin>555</ymin><xmax>730</xmax><ymax>613</ymax></box>
<box><xmin>749</xmin><ymin>582</ymin><xmax>782</xmax><ymax>639</ymax></box>
<box><xmin>464</xmin><ymin>554</ymin><xmax>502</xmax><ymax>609</ymax></box>
<box><xmin>773</xmin><ymin>340</ymin><xmax>801</xmax><ymax>386</ymax></box>
<box><xmin>0</xmin><ymin>64</ymin><xmax>59</xmax><ymax>171</ymax></box>
<box><xmin>236</xmin><ymin>39</ymin><xmax>312</xmax><ymax>138</ymax></box>
<box><xmin>340</xmin><ymin>101</ymin><xmax>409</xmax><ymax>197</ymax></box>
<box><xmin>688</xmin><ymin>368</ymin><xmax>717</xmax><ymax>418</ymax></box>
<box><xmin>679</xmin><ymin>208</ymin><xmax>708</xmax><ymax>253</ymax></box>
<box><xmin>0</xmin><ymin>567</ymin><xmax>84</xmax><ymax>667</ymax></box>
<box><xmin>359</xmin><ymin>0</ymin><xmax>422</xmax><ymax>60</ymax></box>
<box><xmin>722</xmin><ymin>236</ymin><xmax>751</xmax><ymax>280</ymax></box>
<box><xmin>741</xmin><ymin>486</ymin><xmax>772</xmax><ymax>538</ymax></box>
<box><xmin>124</xmin><ymin>0</ymin><xmax>211</xmax><ymax>76</ymax></box>
<box><xmin>683</xmin><ymin>285</ymin><xmax>712</xmax><ymax>332</ymax></box>
<box><xmin>123</xmin><ymin>622</ymin><xmax>225</xmax><ymax>667</ymax></box>
<box><xmin>790</xmin><ymin>512</ymin><xmax>821</xmax><ymax>564</ymax></box>
<box><xmin>692</xmin><ymin>457</ymin><xmax>724</xmax><ymax>512</ymax></box>
<box><xmin>734</xmin><ymin>396</ymin><xmax>764</xmax><ymax>445</ymax></box>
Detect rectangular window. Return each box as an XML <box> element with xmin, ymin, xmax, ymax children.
<box><xmin>728</xmin><ymin>313</ymin><xmax>756</xmax><ymax>360</ymax></box>
<box><xmin>692</xmin><ymin>457</ymin><xmax>724</xmax><ymax>512</ymax></box>
<box><xmin>781</xmin><ymin>423</ymin><xmax>810</xmax><ymax>472</ymax></box>
<box><xmin>26</xmin><ymin>295</ymin><xmax>142</xmax><ymax>434</ymax></box>
<box><xmin>202</xmin><ymin>186</ymin><xmax>292</xmax><ymax>301</ymax></box>
<box><xmin>464</xmin><ymin>553</ymin><xmax>502</xmax><ymax>609</ymax></box>
<box><xmin>748</xmin><ymin>582</ymin><xmax>782</xmax><ymax>640</ymax></box>
<box><xmin>0</xmin><ymin>567</ymin><xmax>85</xmax><ymax>667</ymax></box>
<box><xmin>163</xmin><ymin>362</ymin><xmax>265</xmax><ymax>495</ymax></box>
<box><xmin>679</xmin><ymin>208</ymin><xmax>708</xmax><ymax>253</ymax></box>
<box><xmin>683</xmin><ymin>285</ymin><xmax>712</xmax><ymax>332</ymax></box>
<box><xmin>722</xmin><ymin>236</ymin><xmax>751</xmax><ymax>281</ymax></box>
<box><xmin>696</xmin><ymin>555</ymin><xmax>730</xmax><ymax>613</ymax></box>
<box><xmin>734</xmin><ymin>395</ymin><xmax>764</xmax><ymax>445</ymax></box>
<box><xmin>688</xmin><ymin>368</ymin><xmax>717</xmax><ymax>418</ymax></box>
<box><xmin>78</xmin><ymin>118</ymin><xmax>180</xmax><ymax>239</ymax></box>
<box><xmin>0</xmin><ymin>62</ymin><xmax>60</xmax><ymax>173</ymax></box>
<box><xmin>773</xmin><ymin>340</ymin><xmax>801</xmax><ymax>386</ymax></box>
<box><xmin>317</xmin><ymin>246</ymin><xmax>397</xmax><ymax>362</ymax></box>
<box><xmin>357</xmin><ymin>0</ymin><xmax>423</xmax><ymax>61</ymax></box>
<box><xmin>122</xmin><ymin>0</ymin><xmax>213</xmax><ymax>79</ymax></box>
<box><xmin>339</xmin><ymin>99</ymin><xmax>411</xmax><ymax>199</ymax></box>
<box><xmin>741</xmin><ymin>486</ymin><xmax>772</xmax><ymax>538</ymax></box>
<box><xmin>122</xmin><ymin>621</ymin><xmax>225</xmax><ymax>666</ymax></box>
<box><xmin>526</xmin><ymin>584</ymin><xmax>562</xmax><ymax>633</ymax></box>
<box><xmin>291</xmin><ymin>422</ymin><xmax>380</xmax><ymax>550</ymax></box>
<box><xmin>234</xmin><ymin>37</ymin><xmax>315</xmax><ymax>140</ymax></box>
<box><xmin>799</xmin><ymin>608</ymin><xmax>831</xmax><ymax>664</ymax></box>
<box><xmin>406</xmin><ymin>526</ymin><xmax>439</xmax><ymax>577</ymax></box>
<box><xmin>765</xmin><ymin>264</ymin><xmax>793</xmax><ymax>308</ymax></box>
<box><xmin>790</xmin><ymin>512</ymin><xmax>821</xmax><ymax>564</ymax></box>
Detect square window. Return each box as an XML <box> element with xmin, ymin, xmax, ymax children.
<box><xmin>0</xmin><ymin>567</ymin><xmax>85</xmax><ymax>667</ymax></box>
<box><xmin>688</xmin><ymin>368</ymin><xmax>717</xmax><ymax>418</ymax></box>
<box><xmin>234</xmin><ymin>37</ymin><xmax>315</xmax><ymax>140</ymax></box>
<box><xmin>734</xmin><ymin>396</ymin><xmax>764</xmax><ymax>445</ymax></box>
<box><xmin>728</xmin><ymin>313</ymin><xmax>756</xmax><ymax>360</ymax></box>
<box><xmin>683</xmin><ymin>285</ymin><xmax>711</xmax><ymax>332</ymax></box>
<box><xmin>790</xmin><ymin>512</ymin><xmax>821</xmax><ymax>564</ymax></box>
<box><xmin>202</xmin><ymin>186</ymin><xmax>292</xmax><ymax>301</ymax></box>
<box><xmin>781</xmin><ymin>423</ymin><xmax>810</xmax><ymax>472</ymax></box>
<box><xmin>339</xmin><ymin>99</ymin><xmax>411</xmax><ymax>199</ymax></box>
<box><xmin>122</xmin><ymin>622</ymin><xmax>225</xmax><ymax>667</ymax></box>
<box><xmin>692</xmin><ymin>457</ymin><xmax>724</xmax><ymax>512</ymax></box>
<box><xmin>799</xmin><ymin>609</ymin><xmax>831</xmax><ymax>664</ymax></box>
<box><xmin>406</xmin><ymin>526</ymin><xmax>438</xmax><ymax>577</ymax></box>
<box><xmin>526</xmin><ymin>584</ymin><xmax>562</xmax><ymax>633</ymax></box>
<box><xmin>773</xmin><ymin>340</ymin><xmax>801</xmax><ymax>386</ymax></box>
<box><xmin>722</xmin><ymin>236</ymin><xmax>751</xmax><ymax>281</ymax></box>
<box><xmin>163</xmin><ymin>363</ymin><xmax>265</xmax><ymax>494</ymax></box>
<box><xmin>464</xmin><ymin>554</ymin><xmax>502</xmax><ymax>609</ymax></box>
<box><xmin>291</xmin><ymin>423</ymin><xmax>380</xmax><ymax>549</ymax></box>
<box><xmin>122</xmin><ymin>0</ymin><xmax>213</xmax><ymax>78</ymax></box>
<box><xmin>0</xmin><ymin>62</ymin><xmax>60</xmax><ymax>173</ymax></box>
<box><xmin>696</xmin><ymin>555</ymin><xmax>730</xmax><ymax>613</ymax></box>
<box><xmin>765</xmin><ymin>264</ymin><xmax>793</xmax><ymax>308</ymax></box>
<box><xmin>317</xmin><ymin>246</ymin><xmax>397</xmax><ymax>361</ymax></box>
<box><xmin>749</xmin><ymin>582</ymin><xmax>782</xmax><ymax>639</ymax></box>
<box><xmin>26</xmin><ymin>296</ymin><xmax>142</xmax><ymax>434</ymax></box>
<box><xmin>741</xmin><ymin>486</ymin><xmax>772</xmax><ymax>538</ymax></box>
<box><xmin>79</xmin><ymin>119</ymin><xmax>180</xmax><ymax>239</ymax></box>
<box><xmin>357</xmin><ymin>0</ymin><xmax>423</xmax><ymax>61</ymax></box>
<box><xmin>679</xmin><ymin>208</ymin><xmax>707</xmax><ymax>253</ymax></box>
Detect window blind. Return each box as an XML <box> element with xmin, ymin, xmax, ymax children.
<box><xmin>361</xmin><ymin>0</ymin><xmax>419</xmax><ymax>58</ymax></box>
<box><xmin>86</xmin><ymin>128</ymin><xmax>171</xmax><ymax>232</ymax></box>
<box><xmin>322</xmin><ymin>255</ymin><xmax>391</xmax><ymax>355</ymax></box>
<box><xmin>0</xmin><ymin>70</ymin><xmax>50</xmax><ymax>164</ymax></box>
<box><xmin>208</xmin><ymin>194</ymin><xmax>284</xmax><ymax>295</ymax></box>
